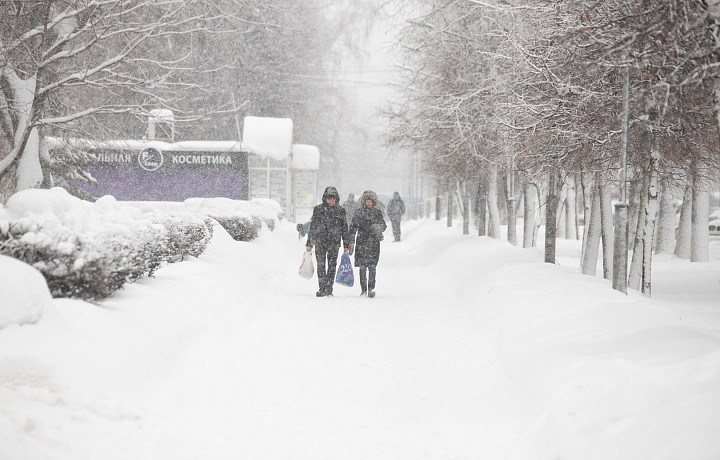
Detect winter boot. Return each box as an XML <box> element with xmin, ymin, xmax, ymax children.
<box><xmin>368</xmin><ymin>280</ymin><xmax>376</xmax><ymax>298</ymax></box>
<box><xmin>360</xmin><ymin>279</ymin><xmax>367</xmax><ymax>296</ymax></box>
<box><xmin>316</xmin><ymin>278</ymin><xmax>326</xmax><ymax>297</ymax></box>
<box><xmin>324</xmin><ymin>278</ymin><xmax>334</xmax><ymax>296</ymax></box>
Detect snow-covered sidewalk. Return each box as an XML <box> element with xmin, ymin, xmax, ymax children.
<box><xmin>1</xmin><ymin>219</ymin><xmax>719</xmax><ymax>460</ymax></box>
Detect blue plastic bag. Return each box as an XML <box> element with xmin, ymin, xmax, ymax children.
<box><xmin>335</xmin><ymin>252</ymin><xmax>354</xmax><ymax>287</ymax></box>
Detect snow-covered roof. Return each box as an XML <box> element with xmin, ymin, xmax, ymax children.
<box><xmin>242</xmin><ymin>116</ymin><xmax>293</xmax><ymax>161</ymax></box>
<box><xmin>291</xmin><ymin>144</ymin><xmax>320</xmax><ymax>171</ymax></box>
<box><xmin>148</xmin><ymin>109</ymin><xmax>175</xmax><ymax>122</ymax></box>
<box><xmin>47</xmin><ymin>137</ymin><xmax>242</xmax><ymax>152</ymax></box>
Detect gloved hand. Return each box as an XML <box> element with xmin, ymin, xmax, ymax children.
<box><xmin>348</xmin><ymin>242</ymin><xmax>354</xmax><ymax>255</ymax></box>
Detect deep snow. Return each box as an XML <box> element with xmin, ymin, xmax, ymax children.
<box><xmin>1</xmin><ymin>212</ymin><xmax>719</xmax><ymax>460</ymax></box>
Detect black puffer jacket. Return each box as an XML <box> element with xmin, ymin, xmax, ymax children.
<box><xmin>349</xmin><ymin>191</ymin><xmax>387</xmax><ymax>266</ymax></box>
<box><xmin>306</xmin><ymin>186</ymin><xmax>349</xmax><ymax>249</ymax></box>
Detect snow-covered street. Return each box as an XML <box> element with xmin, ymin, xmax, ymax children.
<box><xmin>2</xmin><ymin>218</ymin><xmax>719</xmax><ymax>460</ymax></box>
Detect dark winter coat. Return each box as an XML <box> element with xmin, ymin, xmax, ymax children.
<box><xmin>306</xmin><ymin>186</ymin><xmax>349</xmax><ymax>250</ymax></box>
<box><xmin>349</xmin><ymin>191</ymin><xmax>387</xmax><ymax>267</ymax></box>
<box><xmin>387</xmin><ymin>192</ymin><xmax>406</xmax><ymax>221</ymax></box>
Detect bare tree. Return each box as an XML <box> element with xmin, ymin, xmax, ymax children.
<box><xmin>0</xmin><ymin>0</ymin><xmax>226</xmax><ymax>201</ymax></box>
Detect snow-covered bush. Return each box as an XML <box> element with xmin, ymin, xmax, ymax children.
<box><xmin>210</xmin><ymin>216</ymin><xmax>263</xmax><ymax>242</ymax></box>
<box><xmin>0</xmin><ymin>189</ymin><xmax>283</xmax><ymax>301</ymax></box>
<box><xmin>181</xmin><ymin>197</ymin><xmax>281</xmax><ymax>241</ymax></box>
<box><xmin>0</xmin><ymin>188</ymin><xmax>213</xmax><ymax>300</ymax></box>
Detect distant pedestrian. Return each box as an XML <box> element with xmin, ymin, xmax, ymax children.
<box><xmin>296</xmin><ymin>221</ymin><xmax>311</xmax><ymax>239</ymax></box>
<box><xmin>348</xmin><ymin>190</ymin><xmax>387</xmax><ymax>297</ymax></box>
<box><xmin>386</xmin><ymin>191</ymin><xmax>406</xmax><ymax>242</ymax></box>
<box><xmin>305</xmin><ymin>186</ymin><xmax>350</xmax><ymax>297</ymax></box>
<box><xmin>342</xmin><ymin>193</ymin><xmax>360</xmax><ymax>230</ymax></box>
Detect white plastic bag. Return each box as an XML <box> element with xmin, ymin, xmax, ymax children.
<box><xmin>298</xmin><ymin>250</ymin><xmax>314</xmax><ymax>279</ymax></box>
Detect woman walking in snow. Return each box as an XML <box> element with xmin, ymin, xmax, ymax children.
<box><xmin>348</xmin><ymin>190</ymin><xmax>387</xmax><ymax>297</ymax></box>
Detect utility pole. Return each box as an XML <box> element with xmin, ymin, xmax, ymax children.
<box><xmin>613</xmin><ymin>63</ymin><xmax>630</xmax><ymax>294</ymax></box>
<box><xmin>507</xmin><ymin>156</ymin><xmax>517</xmax><ymax>245</ymax></box>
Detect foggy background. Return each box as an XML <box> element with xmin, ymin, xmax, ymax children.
<box><xmin>330</xmin><ymin>12</ymin><xmax>411</xmax><ymax>202</ymax></box>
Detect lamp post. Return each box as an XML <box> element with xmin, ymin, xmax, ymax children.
<box><xmin>612</xmin><ymin>63</ymin><xmax>630</xmax><ymax>294</ymax></box>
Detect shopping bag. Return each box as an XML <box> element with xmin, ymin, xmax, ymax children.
<box><xmin>335</xmin><ymin>252</ymin><xmax>354</xmax><ymax>287</ymax></box>
<box><xmin>298</xmin><ymin>250</ymin><xmax>314</xmax><ymax>279</ymax></box>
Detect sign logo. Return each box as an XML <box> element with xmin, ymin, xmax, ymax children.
<box><xmin>138</xmin><ymin>147</ymin><xmax>163</xmax><ymax>171</ymax></box>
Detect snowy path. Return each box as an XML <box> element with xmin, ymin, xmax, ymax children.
<box><xmin>118</xmin><ymin>221</ymin><xmax>540</xmax><ymax>459</ymax></box>
<box><xmin>2</xmin><ymin>218</ymin><xmax>719</xmax><ymax>460</ymax></box>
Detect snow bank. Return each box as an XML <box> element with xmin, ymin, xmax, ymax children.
<box><xmin>0</xmin><ymin>255</ymin><xmax>51</xmax><ymax>329</ymax></box>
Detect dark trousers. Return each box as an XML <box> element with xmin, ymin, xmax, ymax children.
<box><xmin>358</xmin><ymin>265</ymin><xmax>377</xmax><ymax>282</ymax></box>
<box><xmin>315</xmin><ymin>244</ymin><xmax>339</xmax><ymax>293</ymax></box>
<box><xmin>391</xmin><ymin>218</ymin><xmax>402</xmax><ymax>241</ymax></box>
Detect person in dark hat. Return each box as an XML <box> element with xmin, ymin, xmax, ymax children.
<box><xmin>305</xmin><ymin>186</ymin><xmax>350</xmax><ymax>297</ymax></box>
<box><xmin>348</xmin><ymin>190</ymin><xmax>387</xmax><ymax>298</ymax></box>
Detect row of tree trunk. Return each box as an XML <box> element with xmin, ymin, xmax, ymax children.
<box><xmin>435</xmin><ymin>165</ymin><xmax>713</xmax><ymax>297</ymax></box>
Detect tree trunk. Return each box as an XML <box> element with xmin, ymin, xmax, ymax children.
<box><xmin>557</xmin><ymin>183</ymin><xmax>567</xmax><ymax>239</ymax></box>
<box><xmin>674</xmin><ymin>183</ymin><xmax>692</xmax><ymax>259</ymax></box>
<box><xmin>599</xmin><ymin>178</ymin><xmax>615</xmax><ymax>280</ymax></box>
<box><xmin>487</xmin><ymin>166</ymin><xmax>501</xmax><ymax>238</ymax></box>
<box><xmin>544</xmin><ymin>172</ymin><xmax>560</xmax><ymax>264</ymax></box>
<box><xmin>580</xmin><ymin>171</ymin><xmax>593</xmax><ymax>233</ymax></box>
<box><xmin>654</xmin><ymin>180</ymin><xmax>676</xmax><ymax>254</ymax></box>
<box><xmin>691</xmin><ymin>182</ymin><xmax>710</xmax><ymax>262</ymax></box>
<box><xmin>459</xmin><ymin>181</ymin><xmax>470</xmax><ymax>235</ymax></box>
<box><xmin>565</xmin><ymin>175</ymin><xmax>578</xmax><ymax>240</ymax></box>
<box><xmin>447</xmin><ymin>186</ymin><xmax>453</xmax><ymax>227</ymax></box>
<box><xmin>523</xmin><ymin>182</ymin><xmax>537</xmax><ymax>248</ymax></box>
<box><xmin>0</xmin><ymin>70</ymin><xmax>38</xmax><ymax>203</ymax></box>
<box><xmin>627</xmin><ymin>179</ymin><xmax>640</xmax><ymax>245</ymax></box>
<box><xmin>640</xmin><ymin>142</ymin><xmax>661</xmax><ymax>297</ymax></box>
<box><xmin>475</xmin><ymin>179</ymin><xmax>487</xmax><ymax>236</ymax></box>
<box><xmin>579</xmin><ymin>172</ymin><xmax>593</xmax><ymax>262</ymax></box>
<box><xmin>628</xmin><ymin>174</ymin><xmax>648</xmax><ymax>291</ymax></box>
<box><xmin>581</xmin><ymin>176</ymin><xmax>602</xmax><ymax>275</ymax></box>
<box><xmin>39</xmin><ymin>129</ymin><xmax>53</xmax><ymax>189</ymax></box>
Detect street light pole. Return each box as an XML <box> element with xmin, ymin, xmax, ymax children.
<box><xmin>612</xmin><ymin>63</ymin><xmax>630</xmax><ymax>294</ymax></box>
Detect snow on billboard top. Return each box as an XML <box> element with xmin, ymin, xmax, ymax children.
<box><xmin>291</xmin><ymin>144</ymin><xmax>320</xmax><ymax>171</ymax></box>
<box><xmin>47</xmin><ymin>137</ymin><xmax>242</xmax><ymax>152</ymax></box>
<box><xmin>242</xmin><ymin>116</ymin><xmax>293</xmax><ymax>161</ymax></box>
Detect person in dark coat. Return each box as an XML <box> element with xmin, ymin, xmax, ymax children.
<box><xmin>386</xmin><ymin>191</ymin><xmax>406</xmax><ymax>242</ymax></box>
<box><xmin>305</xmin><ymin>186</ymin><xmax>350</xmax><ymax>297</ymax></box>
<box><xmin>342</xmin><ymin>193</ymin><xmax>360</xmax><ymax>230</ymax></box>
<box><xmin>348</xmin><ymin>190</ymin><xmax>387</xmax><ymax>297</ymax></box>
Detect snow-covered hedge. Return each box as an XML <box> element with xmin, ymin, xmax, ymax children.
<box><xmin>0</xmin><ymin>189</ymin><xmax>283</xmax><ymax>301</ymax></box>
<box><xmin>181</xmin><ymin>197</ymin><xmax>282</xmax><ymax>242</ymax></box>
<box><xmin>0</xmin><ymin>189</ymin><xmax>217</xmax><ymax>300</ymax></box>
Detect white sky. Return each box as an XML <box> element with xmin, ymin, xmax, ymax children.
<box><xmin>1</xmin><ymin>189</ymin><xmax>719</xmax><ymax>459</ymax></box>
<box><xmin>332</xmin><ymin>9</ymin><xmax>413</xmax><ymax>199</ymax></box>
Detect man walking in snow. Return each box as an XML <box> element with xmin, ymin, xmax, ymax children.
<box><xmin>305</xmin><ymin>186</ymin><xmax>350</xmax><ymax>297</ymax></box>
<box><xmin>386</xmin><ymin>191</ymin><xmax>406</xmax><ymax>242</ymax></box>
